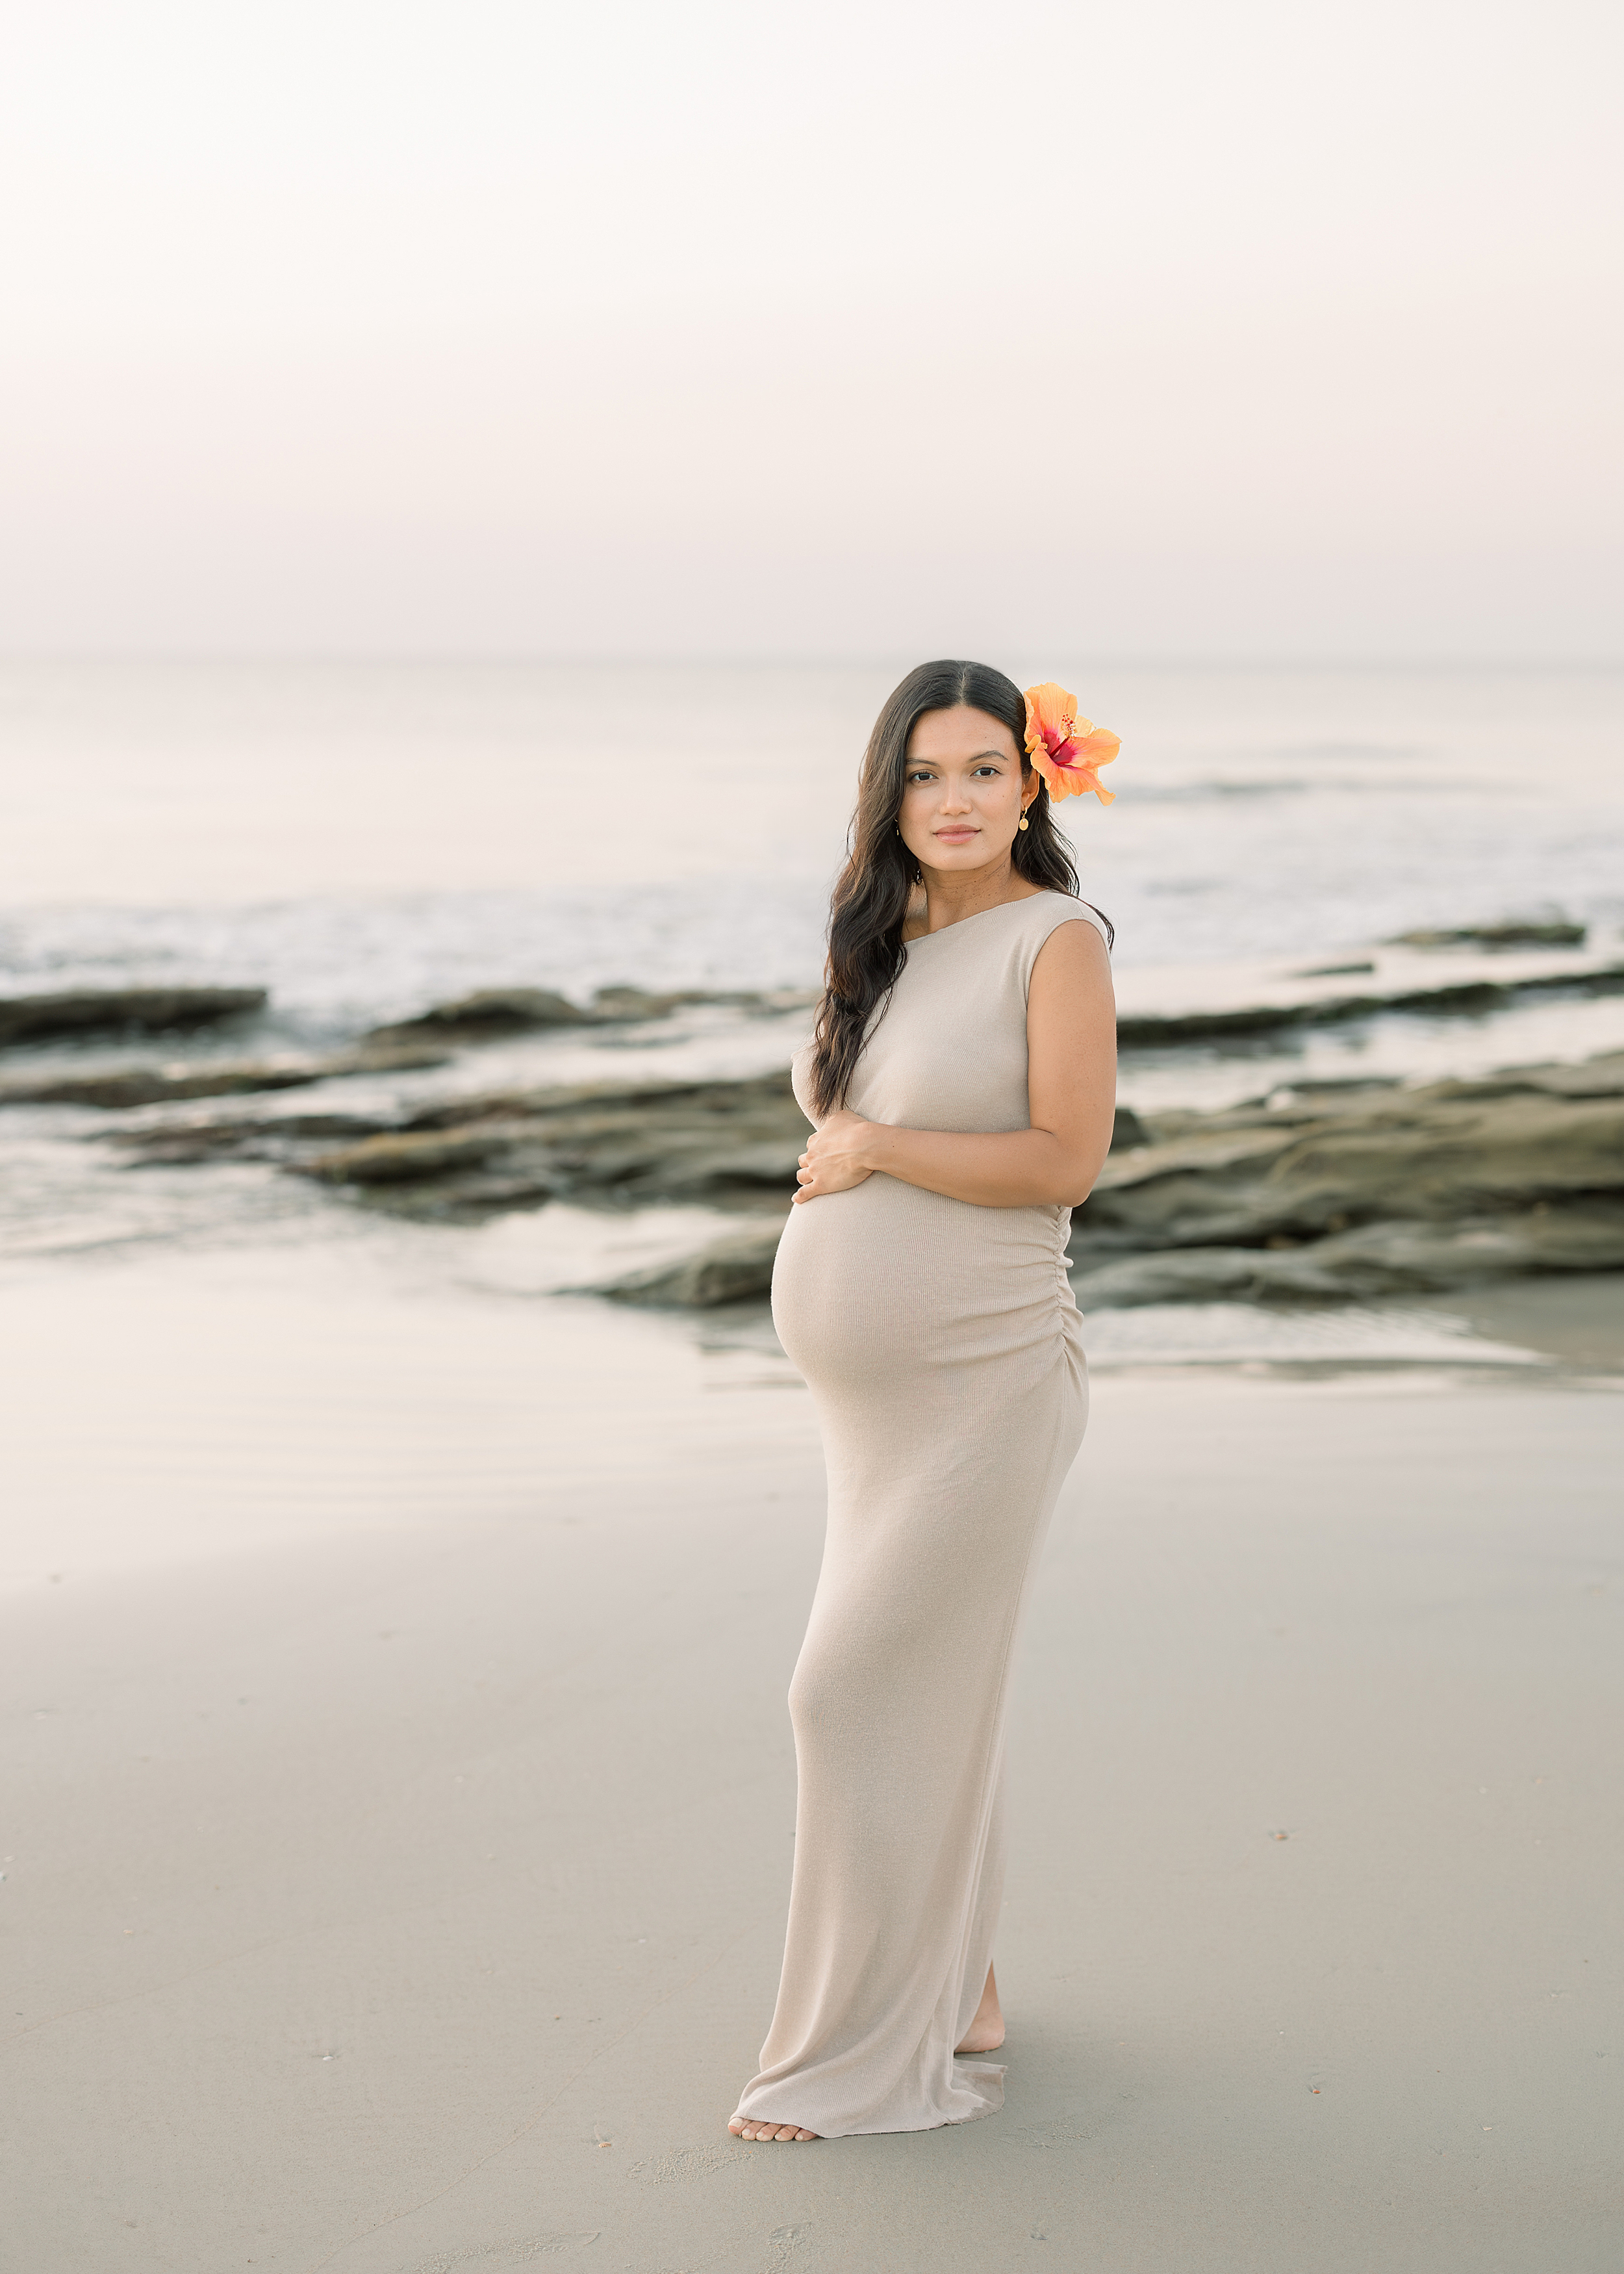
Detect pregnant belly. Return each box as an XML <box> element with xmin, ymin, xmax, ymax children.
<box><xmin>771</xmin><ymin>1174</ymin><xmax>1078</xmax><ymax>1399</ymax></box>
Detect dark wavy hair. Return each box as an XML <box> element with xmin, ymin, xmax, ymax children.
<box><xmin>807</xmin><ymin>659</ymin><xmax>1113</xmax><ymax>1117</ymax></box>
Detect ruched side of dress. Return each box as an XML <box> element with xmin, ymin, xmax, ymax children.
<box><xmin>733</xmin><ymin>891</ymin><xmax>1108</xmax><ymax>2138</ymax></box>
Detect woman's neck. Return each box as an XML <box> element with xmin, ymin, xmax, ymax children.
<box><xmin>907</xmin><ymin>856</ymin><xmax>1043</xmax><ymax>938</ymax></box>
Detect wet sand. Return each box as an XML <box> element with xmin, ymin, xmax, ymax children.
<box><xmin>1430</xmin><ymin>1271</ymin><xmax>1624</xmax><ymax>1375</ymax></box>
<box><xmin>4</xmin><ymin>1262</ymin><xmax>1621</xmax><ymax>2272</ymax></box>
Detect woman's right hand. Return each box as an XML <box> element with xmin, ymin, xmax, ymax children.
<box><xmin>793</xmin><ymin>1110</ymin><xmax>878</xmax><ymax>1204</ymax></box>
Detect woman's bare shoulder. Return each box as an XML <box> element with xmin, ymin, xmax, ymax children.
<box><xmin>1029</xmin><ymin>909</ymin><xmax>1115</xmax><ymax>998</ymax></box>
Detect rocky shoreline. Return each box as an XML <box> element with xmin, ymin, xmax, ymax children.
<box><xmin>5</xmin><ymin>934</ymin><xmax>1621</xmax><ymax>1073</ymax></box>
<box><xmin>81</xmin><ymin>1036</ymin><xmax>1624</xmax><ymax>1312</ymax></box>
<box><xmin>1067</xmin><ymin>1056</ymin><xmax>1624</xmax><ymax>1307</ymax></box>
<box><xmin>107</xmin><ymin>1068</ymin><xmax>813</xmax><ymax>1218</ymax></box>
<box><xmin>0</xmin><ymin>984</ymin><xmax>817</xmax><ymax>1108</ymax></box>
<box><xmin>6</xmin><ymin>975</ymin><xmax>1622</xmax><ymax>1312</ymax></box>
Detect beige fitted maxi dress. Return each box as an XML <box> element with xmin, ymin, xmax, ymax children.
<box><xmin>731</xmin><ymin>889</ymin><xmax>1109</xmax><ymax>2140</ymax></box>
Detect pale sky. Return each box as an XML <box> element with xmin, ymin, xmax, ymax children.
<box><xmin>1</xmin><ymin>0</ymin><xmax>1618</xmax><ymax>658</ymax></box>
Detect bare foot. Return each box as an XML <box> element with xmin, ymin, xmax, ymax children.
<box><xmin>728</xmin><ymin>1960</ymin><xmax>1004</xmax><ymax>2138</ymax></box>
<box><xmin>955</xmin><ymin>1961</ymin><xmax>1005</xmax><ymax>2055</ymax></box>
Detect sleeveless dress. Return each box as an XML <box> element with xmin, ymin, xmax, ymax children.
<box><xmin>732</xmin><ymin>890</ymin><xmax>1110</xmax><ymax>2139</ymax></box>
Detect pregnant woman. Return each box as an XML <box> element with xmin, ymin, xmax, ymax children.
<box><xmin>729</xmin><ymin>659</ymin><xmax>1120</xmax><ymax>2143</ymax></box>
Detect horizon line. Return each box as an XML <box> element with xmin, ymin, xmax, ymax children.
<box><xmin>1</xmin><ymin>649</ymin><xmax>1621</xmax><ymax>673</ymax></box>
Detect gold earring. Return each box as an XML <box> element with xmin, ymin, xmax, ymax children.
<box><xmin>1018</xmin><ymin>811</ymin><xmax>1030</xmax><ymax>830</ymax></box>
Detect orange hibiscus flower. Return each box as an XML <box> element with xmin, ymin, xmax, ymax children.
<box><xmin>1022</xmin><ymin>682</ymin><xmax>1119</xmax><ymax>806</ymax></box>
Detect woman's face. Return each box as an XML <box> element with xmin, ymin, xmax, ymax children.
<box><xmin>898</xmin><ymin>704</ymin><xmax>1036</xmax><ymax>876</ymax></box>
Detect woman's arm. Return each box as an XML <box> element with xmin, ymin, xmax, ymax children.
<box><xmin>793</xmin><ymin>919</ymin><xmax>1117</xmax><ymax>1209</ymax></box>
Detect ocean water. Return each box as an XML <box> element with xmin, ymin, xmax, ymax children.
<box><xmin>1</xmin><ymin>655</ymin><xmax>1622</xmax><ymax>1322</ymax></box>
<box><xmin>3</xmin><ymin>658</ymin><xmax>1622</xmax><ymax>1025</ymax></box>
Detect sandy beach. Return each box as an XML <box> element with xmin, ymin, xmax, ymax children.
<box><xmin>6</xmin><ymin>1246</ymin><xmax>1620</xmax><ymax>2272</ymax></box>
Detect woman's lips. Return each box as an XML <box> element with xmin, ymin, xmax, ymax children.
<box><xmin>935</xmin><ymin>827</ymin><xmax>978</xmax><ymax>841</ymax></box>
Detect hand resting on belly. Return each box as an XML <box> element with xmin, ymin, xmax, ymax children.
<box><xmin>794</xmin><ymin>917</ymin><xmax>1116</xmax><ymax>1211</ymax></box>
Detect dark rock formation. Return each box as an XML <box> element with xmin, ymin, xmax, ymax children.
<box><xmin>112</xmin><ymin>1070</ymin><xmax>815</xmax><ymax>1223</ymax></box>
<box><xmin>122</xmin><ymin>1112</ymin><xmax>386</xmax><ymax>1165</ymax></box>
<box><xmin>363</xmin><ymin>988</ymin><xmax>598</xmax><ymax>1045</ymax></box>
<box><xmin>1074</xmin><ymin>1093</ymin><xmax>1624</xmax><ymax>1255</ymax></box>
<box><xmin>305</xmin><ymin>1071</ymin><xmax>809</xmax><ymax>1221</ymax></box>
<box><xmin>1393</xmin><ymin>922</ymin><xmax>1588</xmax><ymax>950</ymax></box>
<box><xmin>0</xmin><ymin>1064</ymin><xmax>324</xmax><ymax>1110</ymax></box>
<box><xmin>363</xmin><ymin>984</ymin><xmax>818</xmax><ymax>1051</ymax></box>
<box><xmin>0</xmin><ymin>1038</ymin><xmax>448</xmax><ymax>1111</ymax></box>
<box><xmin>1067</xmin><ymin>1051</ymin><xmax>1624</xmax><ymax>1304</ymax></box>
<box><xmin>591</xmin><ymin>1219</ymin><xmax>789</xmax><ymax>1308</ymax></box>
<box><xmin>1111</xmin><ymin>1105</ymin><xmax>1150</xmax><ymax>1151</ymax></box>
<box><xmin>0</xmin><ymin>987</ymin><xmax>268</xmax><ymax>1049</ymax></box>
<box><xmin>1113</xmin><ymin>962</ymin><xmax>1624</xmax><ymax>1047</ymax></box>
<box><xmin>1071</xmin><ymin>1206</ymin><xmax>1624</xmax><ymax>1309</ymax></box>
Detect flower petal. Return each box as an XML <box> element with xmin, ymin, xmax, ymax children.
<box><xmin>1024</xmin><ymin>682</ymin><xmax>1078</xmax><ymax>762</ymax></box>
<box><xmin>1034</xmin><ymin>750</ymin><xmax>1082</xmax><ymax>799</ymax></box>
<box><xmin>1025</xmin><ymin>684</ymin><xmax>1119</xmax><ymax>806</ymax></box>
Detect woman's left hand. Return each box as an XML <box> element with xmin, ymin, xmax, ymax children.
<box><xmin>794</xmin><ymin>1109</ymin><xmax>878</xmax><ymax>1203</ymax></box>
